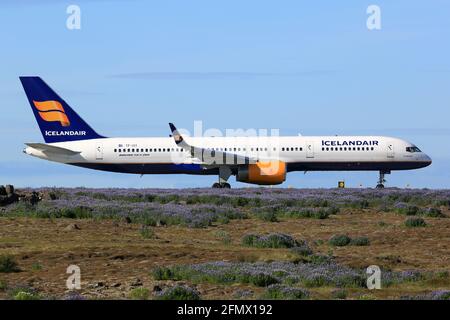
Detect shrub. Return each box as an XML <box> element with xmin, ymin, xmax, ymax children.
<box><xmin>152</xmin><ymin>266</ymin><xmax>180</xmax><ymax>281</ymax></box>
<box><xmin>285</xmin><ymin>207</ymin><xmax>337</xmax><ymax>220</ymax></box>
<box><xmin>422</xmin><ymin>207</ymin><xmax>444</xmax><ymax>218</ymax></box>
<box><xmin>350</xmin><ymin>237</ymin><xmax>370</xmax><ymax>246</ymax></box>
<box><xmin>241</xmin><ymin>234</ymin><xmax>259</xmax><ymax>247</ymax></box>
<box><xmin>242</xmin><ymin>233</ymin><xmax>299</xmax><ymax>249</ymax></box>
<box><xmin>248</xmin><ymin>273</ymin><xmax>279</xmax><ymax>287</ymax></box>
<box><xmin>283</xmin><ymin>276</ymin><xmax>301</xmax><ymax>285</ymax></box>
<box><xmin>302</xmin><ymin>274</ymin><xmax>333</xmax><ymax>287</ymax></box>
<box><xmin>14</xmin><ymin>291</ymin><xmax>41</xmax><ymax>300</ymax></box>
<box><xmin>405</xmin><ymin>217</ymin><xmax>427</xmax><ymax>228</ymax></box>
<box><xmin>331</xmin><ymin>289</ymin><xmax>348</xmax><ymax>300</ymax></box>
<box><xmin>290</xmin><ymin>243</ymin><xmax>313</xmax><ymax>256</ymax></box>
<box><xmin>256</xmin><ymin>211</ymin><xmax>278</xmax><ymax>222</ymax></box>
<box><xmin>8</xmin><ymin>286</ymin><xmax>40</xmax><ymax>300</ymax></box>
<box><xmin>31</xmin><ymin>263</ymin><xmax>43</xmax><ymax>271</ymax></box>
<box><xmin>308</xmin><ymin>254</ymin><xmax>334</xmax><ymax>264</ymax></box>
<box><xmin>0</xmin><ymin>280</ymin><xmax>7</xmax><ymax>291</ymax></box>
<box><xmin>328</xmin><ymin>235</ymin><xmax>351</xmax><ymax>247</ymax></box>
<box><xmin>214</xmin><ymin>230</ymin><xmax>232</xmax><ymax>245</ymax></box>
<box><xmin>156</xmin><ymin>285</ymin><xmax>200</xmax><ymax>300</ymax></box>
<box><xmin>140</xmin><ymin>226</ymin><xmax>155</xmax><ymax>239</ymax></box>
<box><xmin>396</xmin><ymin>205</ymin><xmax>420</xmax><ymax>216</ymax></box>
<box><xmin>314</xmin><ymin>210</ymin><xmax>330</xmax><ymax>220</ymax></box>
<box><xmin>264</xmin><ymin>284</ymin><xmax>309</xmax><ymax>300</ymax></box>
<box><xmin>129</xmin><ymin>287</ymin><xmax>150</xmax><ymax>300</ymax></box>
<box><xmin>0</xmin><ymin>255</ymin><xmax>20</xmax><ymax>273</ymax></box>
<box><xmin>429</xmin><ymin>290</ymin><xmax>450</xmax><ymax>300</ymax></box>
<box><xmin>349</xmin><ymin>200</ymin><xmax>370</xmax><ymax>209</ymax></box>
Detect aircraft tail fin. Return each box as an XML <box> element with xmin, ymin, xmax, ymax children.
<box><xmin>19</xmin><ymin>76</ymin><xmax>105</xmax><ymax>143</ymax></box>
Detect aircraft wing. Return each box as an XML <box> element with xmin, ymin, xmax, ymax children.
<box><xmin>25</xmin><ymin>143</ymin><xmax>81</xmax><ymax>156</ymax></box>
<box><xmin>168</xmin><ymin>123</ymin><xmax>256</xmax><ymax>166</ymax></box>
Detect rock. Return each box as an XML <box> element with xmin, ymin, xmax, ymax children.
<box><xmin>0</xmin><ymin>185</ymin><xmax>6</xmax><ymax>196</ymax></box>
<box><xmin>111</xmin><ymin>283</ymin><xmax>121</xmax><ymax>288</ymax></box>
<box><xmin>130</xmin><ymin>278</ymin><xmax>143</xmax><ymax>287</ymax></box>
<box><xmin>153</xmin><ymin>285</ymin><xmax>162</xmax><ymax>292</ymax></box>
<box><xmin>0</xmin><ymin>195</ymin><xmax>8</xmax><ymax>206</ymax></box>
<box><xmin>19</xmin><ymin>192</ymin><xmax>41</xmax><ymax>205</ymax></box>
<box><xmin>0</xmin><ymin>193</ymin><xmax>19</xmax><ymax>206</ymax></box>
<box><xmin>156</xmin><ymin>220</ymin><xmax>167</xmax><ymax>227</ymax></box>
<box><xmin>5</xmin><ymin>185</ymin><xmax>14</xmax><ymax>195</ymax></box>
<box><xmin>122</xmin><ymin>216</ymin><xmax>132</xmax><ymax>224</ymax></box>
<box><xmin>64</xmin><ymin>224</ymin><xmax>81</xmax><ymax>231</ymax></box>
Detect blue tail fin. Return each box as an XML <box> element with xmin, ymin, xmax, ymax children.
<box><xmin>19</xmin><ymin>76</ymin><xmax>105</xmax><ymax>143</ymax></box>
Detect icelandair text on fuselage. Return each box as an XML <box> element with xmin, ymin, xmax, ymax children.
<box><xmin>322</xmin><ymin>140</ymin><xmax>379</xmax><ymax>146</ymax></box>
<box><xmin>45</xmin><ymin>130</ymin><xmax>86</xmax><ymax>136</ymax></box>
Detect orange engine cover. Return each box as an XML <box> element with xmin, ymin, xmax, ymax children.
<box><xmin>237</xmin><ymin>161</ymin><xmax>287</xmax><ymax>185</ymax></box>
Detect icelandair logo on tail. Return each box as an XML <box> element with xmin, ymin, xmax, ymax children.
<box><xmin>33</xmin><ymin>100</ymin><xmax>70</xmax><ymax>126</ymax></box>
<box><xmin>33</xmin><ymin>100</ymin><xmax>86</xmax><ymax>137</ymax></box>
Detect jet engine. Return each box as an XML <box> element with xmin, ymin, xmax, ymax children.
<box><xmin>236</xmin><ymin>161</ymin><xmax>286</xmax><ymax>185</ymax></box>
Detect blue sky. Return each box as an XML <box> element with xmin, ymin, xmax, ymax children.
<box><xmin>0</xmin><ymin>0</ymin><xmax>449</xmax><ymax>188</ymax></box>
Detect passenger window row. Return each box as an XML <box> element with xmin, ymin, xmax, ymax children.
<box><xmin>114</xmin><ymin>148</ymin><xmax>184</xmax><ymax>153</ymax></box>
<box><xmin>114</xmin><ymin>147</ymin><xmax>297</xmax><ymax>153</ymax></box>
<box><xmin>281</xmin><ymin>147</ymin><xmax>303</xmax><ymax>152</ymax></box>
<box><xmin>322</xmin><ymin>147</ymin><xmax>374</xmax><ymax>151</ymax></box>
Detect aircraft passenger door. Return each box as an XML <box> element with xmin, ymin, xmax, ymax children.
<box><xmin>387</xmin><ymin>142</ymin><xmax>395</xmax><ymax>159</ymax></box>
<box><xmin>95</xmin><ymin>143</ymin><xmax>103</xmax><ymax>160</ymax></box>
<box><xmin>306</xmin><ymin>142</ymin><xmax>314</xmax><ymax>158</ymax></box>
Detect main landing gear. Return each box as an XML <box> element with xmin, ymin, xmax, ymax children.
<box><xmin>212</xmin><ymin>182</ymin><xmax>231</xmax><ymax>189</ymax></box>
<box><xmin>212</xmin><ymin>166</ymin><xmax>232</xmax><ymax>189</ymax></box>
<box><xmin>376</xmin><ymin>170</ymin><xmax>390</xmax><ymax>189</ymax></box>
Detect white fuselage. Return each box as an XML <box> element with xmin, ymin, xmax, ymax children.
<box><xmin>24</xmin><ymin>135</ymin><xmax>432</xmax><ymax>178</ymax></box>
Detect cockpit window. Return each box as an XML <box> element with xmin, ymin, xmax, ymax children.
<box><xmin>406</xmin><ymin>146</ymin><xmax>421</xmax><ymax>153</ymax></box>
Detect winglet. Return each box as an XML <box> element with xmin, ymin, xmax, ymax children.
<box><xmin>169</xmin><ymin>123</ymin><xmax>184</xmax><ymax>145</ymax></box>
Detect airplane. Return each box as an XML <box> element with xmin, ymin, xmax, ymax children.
<box><xmin>20</xmin><ymin>76</ymin><xmax>432</xmax><ymax>189</ymax></box>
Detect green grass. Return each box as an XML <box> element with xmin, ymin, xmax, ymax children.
<box><xmin>129</xmin><ymin>287</ymin><xmax>150</xmax><ymax>300</ymax></box>
<box><xmin>0</xmin><ymin>255</ymin><xmax>20</xmax><ymax>273</ymax></box>
<box><xmin>213</xmin><ymin>230</ymin><xmax>232</xmax><ymax>245</ymax></box>
<box><xmin>140</xmin><ymin>226</ymin><xmax>156</xmax><ymax>239</ymax></box>
<box><xmin>241</xmin><ymin>233</ymin><xmax>299</xmax><ymax>249</ymax></box>
<box><xmin>405</xmin><ymin>217</ymin><xmax>427</xmax><ymax>228</ymax></box>
<box><xmin>328</xmin><ymin>235</ymin><xmax>351</xmax><ymax>247</ymax></box>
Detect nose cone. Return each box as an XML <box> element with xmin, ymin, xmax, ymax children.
<box><xmin>424</xmin><ymin>154</ymin><xmax>432</xmax><ymax>167</ymax></box>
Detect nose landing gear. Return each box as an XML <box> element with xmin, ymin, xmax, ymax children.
<box><xmin>376</xmin><ymin>170</ymin><xmax>390</xmax><ymax>189</ymax></box>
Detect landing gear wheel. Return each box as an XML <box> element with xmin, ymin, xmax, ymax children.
<box><xmin>212</xmin><ymin>182</ymin><xmax>231</xmax><ymax>189</ymax></box>
<box><xmin>376</xmin><ymin>171</ymin><xmax>389</xmax><ymax>189</ymax></box>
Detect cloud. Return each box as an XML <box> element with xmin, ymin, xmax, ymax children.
<box><xmin>107</xmin><ymin>70</ymin><xmax>336</xmax><ymax>80</ymax></box>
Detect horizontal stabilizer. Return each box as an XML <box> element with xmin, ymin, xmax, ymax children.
<box><xmin>25</xmin><ymin>143</ymin><xmax>81</xmax><ymax>155</ymax></box>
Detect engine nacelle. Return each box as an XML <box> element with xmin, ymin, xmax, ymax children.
<box><xmin>236</xmin><ymin>161</ymin><xmax>287</xmax><ymax>185</ymax></box>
